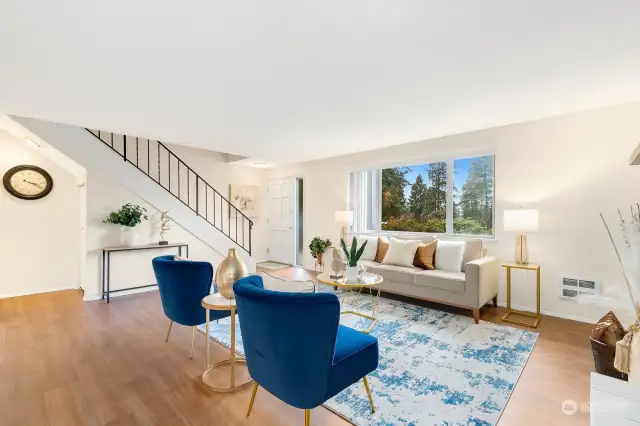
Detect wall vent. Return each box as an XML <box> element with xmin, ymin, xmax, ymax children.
<box><xmin>559</xmin><ymin>276</ymin><xmax>599</xmax><ymax>300</ymax></box>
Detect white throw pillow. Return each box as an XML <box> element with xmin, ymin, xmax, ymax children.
<box><xmin>259</xmin><ymin>272</ymin><xmax>315</xmax><ymax>293</ymax></box>
<box><xmin>355</xmin><ymin>235</ymin><xmax>378</xmax><ymax>261</ymax></box>
<box><xmin>381</xmin><ymin>237</ymin><xmax>421</xmax><ymax>267</ymax></box>
<box><xmin>435</xmin><ymin>240</ymin><xmax>466</xmax><ymax>272</ymax></box>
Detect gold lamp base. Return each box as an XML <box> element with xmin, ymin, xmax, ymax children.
<box><xmin>514</xmin><ymin>233</ymin><xmax>529</xmax><ymax>264</ymax></box>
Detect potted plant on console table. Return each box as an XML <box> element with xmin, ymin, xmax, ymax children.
<box><xmin>309</xmin><ymin>237</ymin><xmax>332</xmax><ymax>266</ymax></box>
<box><xmin>340</xmin><ymin>237</ymin><xmax>368</xmax><ymax>282</ymax></box>
<box><xmin>103</xmin><ymin>203</ymin><xmax>148</xmax><ymax>246</ymax></box>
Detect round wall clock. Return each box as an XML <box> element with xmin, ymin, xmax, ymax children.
<box><xmin>3</xmin><ymin>165</ymin><xmax>54</xmax><ymax>200</ymax></box>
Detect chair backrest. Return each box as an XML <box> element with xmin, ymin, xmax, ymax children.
<box><xmin>233</xmin><ymin>275</ymin><xmax>340</xmax><ymax>409</ymax></box>
<box><xmin>151</xmin><ymin>255</ymin><xmax>214</xmax><ymax>326</ymax></box>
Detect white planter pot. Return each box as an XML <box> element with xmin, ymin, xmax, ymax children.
<box><xmin>346</xmin><ymin>266</ymin><xmax>358</xmax><ymax>283</ymax></box>
<box><xmin>120</xmin><ymin>226</ymin><xmax>139</xmax><ymax>246</ymax></box>
<box><xmin>630</xmin><ymin>332</ymin><xmax>640</xmax><ymax>384</ymax></box>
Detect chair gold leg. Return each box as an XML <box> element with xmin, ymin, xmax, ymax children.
<box><xmin>304</xmin><ymin>409</ymin><xmax>310</xmax><ymax>426</ymax></box>
<box><xmin>246</xmin><ymin>382</ymin><xmax>259</xmax><ymax>417</ymax></box>
<box><xmin>165</xmin><ymin>320</ymin><xmax>173</xmax><ymax>342</ymax></box>
<box><xmin>189</xmin><ymin>326</ymin><xmax>196</xmax><ymax>359</ymax></box>
<box><xmin>362</xmin><ymin>376</ymin><xmax>375</xmax><ymax>413</ymax></box>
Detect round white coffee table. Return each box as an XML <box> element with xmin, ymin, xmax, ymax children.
<box><xmin>201</xmin><ymin>293</ymin><xmax>252</xmax><ymax>393</ymax></box>
<box><xmin>316</xmin><ymin>272</ymin><xmax>383</xmax><ymax>334</ymax></box>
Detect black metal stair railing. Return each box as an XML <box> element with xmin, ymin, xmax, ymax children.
<box><xmin>86</xmin><ymin>129</ymin><xmax>253</xmax><ymax>255</ymax></box>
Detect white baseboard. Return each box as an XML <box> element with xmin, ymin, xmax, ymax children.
<box><xmin>497</xmin><ymin>302</ymin><xmax>595</xmax><ymax>324</ymax></box>
<box><xmin>0</xmin><ymin>286</ymin><xmax>80</xmax><ymax>299</ymax></box>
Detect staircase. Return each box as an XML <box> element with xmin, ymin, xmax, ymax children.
<box><xmin>86</xmin><ymin>129</ymin><xmax>253</xmax><ymax>254</ymax></box>
<box><xmin>9</xmin><ymin>116</ymin><xmax>255</xmax><ymax>281</ymax></box>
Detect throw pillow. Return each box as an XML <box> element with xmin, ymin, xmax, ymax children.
<box><xmin>434</xmin><ymin>240</ymin><xmax>466</xmax><ymax>272</ymax></box>
<box><xmin>374</xmin><ymin>237</ymin><xmax>389</xmax><ymax>263</ymax></box>
<box><xmin>413</xmin><ymin>240</ymin><xmax>437</xmax><ymax>270</ymax></box>
<box><xmin>381</xmin><ymin>237</ymin><xmax>422</xmax><ymax>268</ymax></box>
<box><xmin>356</xmin><ymin>235</ymin><xmax>378</xmax><ymax>261</ymax></box>
<box><xmin>592</xmin><ymin>311</ymin><xmax>626</xmax><ymax>347</ymax></box>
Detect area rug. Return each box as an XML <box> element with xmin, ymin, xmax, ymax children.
<box><xmin>255</xmin><ymin>261</ymin><xmax>289</xmax><ymax>270</ymax></box>
<box><xmin>197</xmin><ymin>290</ymin><xmax>538</xmax><ymax>426</ymax></box>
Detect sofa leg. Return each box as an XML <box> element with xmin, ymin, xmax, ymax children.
<box><xmin>492</xmin><ymin>296</ymin><xmax>498</xmax><ymax>308</ymax></box>
<box><xmin>472</xmin><ymin>309</ymin><xmax>480</xmax><ymax>324</ymax></box>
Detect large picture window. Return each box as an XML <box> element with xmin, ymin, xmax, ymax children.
<box><xmin>350</xmin><ymin>155</ymin><xmax>494</xmax><ymax>236</ymax></box>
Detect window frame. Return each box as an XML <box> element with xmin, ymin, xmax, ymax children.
<box><xmin>351</xmin><ymin>151</ymin><xmax>496</xmax><ymax>238</ymax></box>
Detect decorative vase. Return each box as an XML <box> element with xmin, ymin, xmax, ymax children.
<box><xmin>630</xmin><ymin>332</ymin><xmax>640</xmax><ymax>384</ymax></box>
<box><xmin>346</xmin><ymin>266</ymin><xmax>358</xmax><ymax>283</ymax></box>
<box><xmin>215</xmin><ymin>248</ymin><xmax>248</xmax><ymax>299</ymax></box>
<box><xmin>316</xmin><ymin>252</ymin><xmax>324</xmax><ymax>265</ymax></box>
<box><xmin>120</xmin><ymin>226</ymin><xmax>138</xmax><ymax>246</ymax></box>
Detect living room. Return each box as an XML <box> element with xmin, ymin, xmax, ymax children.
<box><xmin>1</xmin><ymin>2</ymin><xmax>640</xmax><ymax>426</ymax></box>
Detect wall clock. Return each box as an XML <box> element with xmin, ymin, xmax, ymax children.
<box><xmin>2</xmin><ymin>165</ymin><xmax>54</xmax><ymax>200</ymax></box>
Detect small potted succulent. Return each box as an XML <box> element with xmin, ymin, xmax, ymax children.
<box><xmin>341</xmin><ymin>236</ymin><xmax>368</xmax><ymax>282</ymax></box>
<box><xmin>103</xmin><ymin>203</ymin><xmax>148</xmax><ymax>246</ymax></box>
<box><xmin>309</xmin><ymin>237</ymin><xmax>332</xmax><ymax>265</ymax></box>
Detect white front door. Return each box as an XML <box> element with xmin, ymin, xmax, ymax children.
<box><xmin>267</xmin><ymin>178</ymin><xmax>296</xmax><ymax>265</ymax></box>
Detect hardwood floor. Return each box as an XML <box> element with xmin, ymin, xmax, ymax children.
<box><xmin>0</xmin><ymin>267</ymin><xmax>594</xmax><ymax>425</ymax></box>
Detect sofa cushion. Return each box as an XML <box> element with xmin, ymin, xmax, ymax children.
<box><xmin>438</xmin><ymin>238</ymin><xmax>483</xmax><ymax>272</ymax></box>
<box><xmin>356</xmin><ymin>235</ymin><xmax>378</xmax><ymax>261</ymax></box>
<box><xmin>413</xmin><ymin>269</ymin><xmax>466</xmax><ymax>293</ymax></box>
<box><xmin>435</xmin><ymin>240</ymin><xmax>466</xmax><ymax>272</ymax></box>
<box><xmin>413</xmin><ymin>240</ymin><xmax>437</xmax><ymax>270</ymax></box>
<box><xmin>382</xmin><ymin>238</ymin><xmax>422</xmax><ymax>267</ymax></box>
<box><xmin>359</xmin><ymin>259</ymin><xmax>378</xmax><ymax>269</ymax></box>
<box><xmin>370</xmin><ymin>264</ymin><xmax>422</xmax><ymax>284</ymax></box>
<box><xmin>374</xmin><ymin>236</ymin><xmax>389</xmax><ymax>262</ymax></box>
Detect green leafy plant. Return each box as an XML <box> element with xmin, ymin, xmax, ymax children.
<box><xmin>103</xmin><ymin>203</ymin><xmax>148</xmax><ymax>227</ymax></box>
<box><xmin>309</xmin><ymin>237</ymin><xmax>332</xmax><ymax>258</ymax></box>
<box><xmin>340</xmin><ymin>236</ymin><xmax>368</xmax><ymax>267</ymax></box>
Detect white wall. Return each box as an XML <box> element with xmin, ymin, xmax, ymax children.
<box><xmin>0</xmin><ymin>131</ymin><xmax>81</xmax><ymax>298</ymax></box>
<box><xmin>269</xmin><ymin>102</ymin><xmax>640</xmax><ymax>324</ymax></box>
<box><xmin>84</xmin><ymin>171</ymin><xmax>226</xmax><ymax>300</ymax></box>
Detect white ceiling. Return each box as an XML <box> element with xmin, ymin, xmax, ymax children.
<box><xmin>1</xmin><ymin>1</ymin><xmax>640</xmax><ymax>166</ymax></box>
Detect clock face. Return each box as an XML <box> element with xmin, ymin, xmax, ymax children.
<box><xmin>3</xmin><ymin>165</ymin><xmax>54</xmax><ymax>200</ymax></box>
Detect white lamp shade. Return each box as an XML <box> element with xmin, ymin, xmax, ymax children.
<box><xmin>504</xmin><ymin>209</ymin><xmax>539</xmax><ymax>232</ymax></box>
<box><xmin>335</xmin><ymin>210</ymin><xmax>353</xmax><ymax>225</ymax></box>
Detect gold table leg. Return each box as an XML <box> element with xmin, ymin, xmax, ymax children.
<box><xmin>501</xmin><ymin>266</ymin><xmax>541</xmax><ymax>328</ymax></box>
<box><xmin>338</xmin><ymin>287</ymin><xmax>380</xmax><ymax>334</ymax></box>
<box><xmin>200</xmin><ymin>307</ymin><xmax>253</xmax><ymax>392</ymax></box>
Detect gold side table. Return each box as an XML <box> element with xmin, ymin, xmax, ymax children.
<box><xmin>201</xmin><ymin>293</ymin><xmax>253</xmax><ymax>392</ymax></box>
<box><xmin>502</xmin><ymin>262</ymin><xmax>541</xmax><ymax>328</ymax></box>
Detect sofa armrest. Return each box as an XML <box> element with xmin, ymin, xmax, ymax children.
<box><xmin>465</xmin><ymin>256</ymin><xmax>499</xmax><ymax>308</ymax></box>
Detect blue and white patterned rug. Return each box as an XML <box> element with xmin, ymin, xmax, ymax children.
<box><xmin>198</xmin><ymin>290</ymin><xmax>537</xmax><ymax>426</ymax></box>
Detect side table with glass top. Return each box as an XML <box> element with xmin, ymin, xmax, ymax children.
<box><xmin>201</xmin><ymin>293</ymin><xmax>253</xmax><ymax>392</ymax></box>
<box><xmin>316</xmin><ymin>272</ymin><xmax>383</xmax><ymax>334</ymax></box>
<box><xmin>502</xmin><ymin>262</ymin><xmax>541</xmax><ymax>328</ymax></box>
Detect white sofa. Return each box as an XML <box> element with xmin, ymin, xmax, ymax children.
<box><xmin>350</xmin><ymin>234</ymin><xmax>499</xmax><ymax>324</ymax></box>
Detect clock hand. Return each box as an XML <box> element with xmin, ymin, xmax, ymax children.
<box><xmin>23</xmin><ymin>179</ymin><xmax>44</xmax><ymax>189</ymax></box>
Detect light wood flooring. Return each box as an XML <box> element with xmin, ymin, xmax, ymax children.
<box><xmin>0</xmin><ymin>267</ymin><xmax>594</xmax><ymax>425</ymax></box>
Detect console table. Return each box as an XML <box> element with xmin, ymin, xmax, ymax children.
<box><xmin>101</xmin><ymin>243</ymin><xmax>188</xmax><ymax>303</ymax></box>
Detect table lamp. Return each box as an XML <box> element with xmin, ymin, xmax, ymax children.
<box><xmin>504</xmin><ymin>209</ymin><xmax>538</xmax><ymax>264</ymax></box>
<box><xmin>335</xmin><ymin>211</ymin><xmax>353</xmax><ymax>243</ymax></box>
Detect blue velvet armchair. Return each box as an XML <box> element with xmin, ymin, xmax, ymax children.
<box><xmin>151</xmin><ymin>255</ymin><xmax>230</xmax><ymax>359</ymax></box>
<box><xmin>233</xmin><ymin>275</ymin><xmax>379</xmax><ymax>426</ymax></box>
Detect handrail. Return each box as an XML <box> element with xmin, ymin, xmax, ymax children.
<box><xmin>86</xmin><ymin>128</ymin><xmax>253</xmax><ymax>254</ymax></box>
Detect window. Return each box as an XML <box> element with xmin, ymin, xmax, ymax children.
<box><xmin>349</xmin><ymin>155</ymin><xmax>494</xmax><ymax>236</ymax></box>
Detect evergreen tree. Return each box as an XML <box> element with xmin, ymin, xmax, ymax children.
<box><xmin>408</xmin><ymin>174</ymin><xmax>428</xmax><ymax>219</ymax></box>
<box><xmin>459</xmin><ymin>157</ymin><xmax>494</xmax><ymax>230</ymax></box>
<box><xmin>425</xmin><ymin>162</ymin><xmax>447</xmax><ymax>215</ymax></box>
<box><xmin>382</xmin><ymin>167</ymin><xmax>409</xmax><ymax>221</ymax></box>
